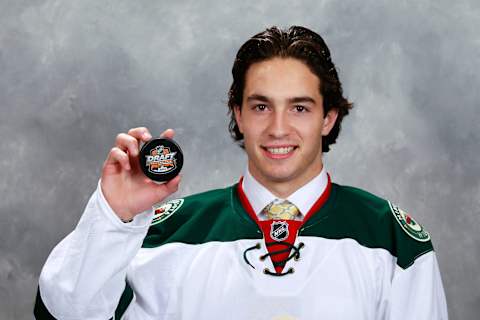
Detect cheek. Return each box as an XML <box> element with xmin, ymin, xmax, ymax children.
<box><xmin>242</xmin><ymin>118</ymin><xmax>265</xmax><ymax>140</ymax></box>
<box><xmin>243</xmin><ymin>128</ymin><xmax>262</xmax><ymax>149</ymax></box>
<box><xmin>295</xmin><ymin>118</ymin><xmax>323</xmax><ymax>139</ymax></box>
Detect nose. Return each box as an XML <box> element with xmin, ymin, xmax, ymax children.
<box><xmin>266</xmin><ymin>109</ymin><xmax>290</xmax><ymax>139</ymax></box>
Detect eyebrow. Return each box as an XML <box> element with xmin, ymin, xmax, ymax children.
<box><xmin>246</xmin><ymin>93</ymin><xmax>317</xmax><ymax>104</ymax></box>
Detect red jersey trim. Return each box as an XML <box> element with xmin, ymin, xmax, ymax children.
<box><xmin>236</xmin><ymin>173</ymin><xmax>333</xmax><ymax>274</ymax></box>
<box><xmin>236</xmin><ymin>173</ymin><xmax>332</xmax><ymax>227</ymax></box>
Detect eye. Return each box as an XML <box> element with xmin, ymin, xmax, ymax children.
<box><xmin>294</xmin><ymin>105</ymin><xmax>308</xmax><ymax>112</ymax></box>
<box><xmin>254</xmin><ymin>104</ymin><xmax>268</xmax><ymax>112</ymax></box>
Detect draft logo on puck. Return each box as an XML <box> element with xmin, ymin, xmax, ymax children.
<box><xmin>145</xmin><ymin>145</ymin><xmax>177</xmax><ymax>174</ymax></box>
<box><xmin>139</xmin><ymin>137</ymin><xmax>184</xmax><ymax>183</ymax></box>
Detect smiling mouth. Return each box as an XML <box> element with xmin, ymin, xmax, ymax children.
<box><xmin>261</xmin><ymin>146</ymin><xmax>298</xmax><ymax>159</ymax></box>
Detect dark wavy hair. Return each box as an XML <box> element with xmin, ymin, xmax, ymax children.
<box><xmin>227</xmin><ymin>25</ymin><xmax>353</xmax><ymax>153</ymax></box>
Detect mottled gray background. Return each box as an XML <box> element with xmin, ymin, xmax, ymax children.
<box><xmin>0</xmin><ymin>0</ymin><xmax>479</xmax><ymax>319</ymax></box>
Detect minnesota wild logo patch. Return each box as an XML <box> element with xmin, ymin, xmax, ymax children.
<box><xmin>388</xmin><ymin>201</ymin><xmax>430</xmax><ymax>242</ymax></box>
<box><xmin>151</xmin><ymin>199</ymin><xmax>184</xmax><ymax>225</ymax></box>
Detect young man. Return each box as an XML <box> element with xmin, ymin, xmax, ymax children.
<box><xmin>34</xmin><ymin>26</ymin><xmax>448</xmax><ymax>319</ymax></box>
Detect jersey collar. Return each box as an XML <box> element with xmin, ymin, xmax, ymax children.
<box><xmin>241</xmin><ymin>165</ymin><xmax>329</xmax><ymax>219</ymax></box>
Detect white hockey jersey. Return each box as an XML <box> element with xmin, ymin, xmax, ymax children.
<box><xmin>34</xmin><ymin>176</ymin><xmax>448</xmax><ymax>319</ymax></box>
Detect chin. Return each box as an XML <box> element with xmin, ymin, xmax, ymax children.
<box><xmin>261</xmin><ymin>168</ymin><xmax>298</xmax><ymax>183</ymax></box>
<box><xmin>248</xmin><ymin>152</ymin><xmax>300</xmax><ymax>183</ymax></box>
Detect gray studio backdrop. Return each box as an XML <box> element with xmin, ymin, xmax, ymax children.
<box><xmin>1</xmin><ymin>0</ymin><xmax>479</xmax><ymax>319</ymax></box>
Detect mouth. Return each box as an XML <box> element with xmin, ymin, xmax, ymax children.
<box><xmin>261</xmin><ymin>145</ymin><xmax>298</xmax><ymax>159</ymax></box>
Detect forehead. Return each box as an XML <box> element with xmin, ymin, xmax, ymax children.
<box><xmin>243</xmin><ymin>57</ymin><xmax>321</xmax><ymax>101</ymax></box>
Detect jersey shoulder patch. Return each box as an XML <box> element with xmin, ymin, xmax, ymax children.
<box><xmin>388</xmin><ymin>200</ymin><xmax>430</xmax><ymax>242</ymax></box>
<box><xmin>151</xmin><ymin>198</ymin><xmax>184</xmax><ymax>225</ymax></box>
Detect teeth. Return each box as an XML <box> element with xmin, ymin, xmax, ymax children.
<box><xmin>266</xmin><ymin>147</ymin><xmax>294</xmax><ymax>155</ymax></box>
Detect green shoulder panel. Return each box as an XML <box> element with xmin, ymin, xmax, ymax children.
<box><xmin>142</xmin><ymin>185</ymin><xmax>261</xmax><ymax>248</ymax></box>
<box><xmin>142</xmin><ymin>182</ymin><xmax>433</xmax><ymax>269</ymax></box>
<box><xmin>301</xmin><ymin>183</ymin><xmax>434</xmax><ymax>269</ymax></box>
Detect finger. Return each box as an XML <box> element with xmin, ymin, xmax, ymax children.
<box><xmin>164</xmin><ymin>174</ymin><xmax>181</xmax><ymax>194</ymax></box>
<box><xmin>159</xmin><ymin>128</ymin><xmax>175</xmax><ymax>139</ymax></box>
<box><xmin>151</xmin><ymin>174</ymin><xmax>181</xmax><ymax>198</ymax></box>
<box><xmin>115</xmin><ymin>133</ymin><xmax>140</xmax><ymax>157</ymax></box>
<box><xmin>127</xmin><ymin>127</ymin><xmax>152</xmax><ymax>142</ymax></box>
<box><xmin>105</xmin><ymin>147</ymin><xmax>131</xmax><ymax>171</ymax></box>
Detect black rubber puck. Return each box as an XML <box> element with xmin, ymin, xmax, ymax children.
<box><xmin>139</xmin><ymin>137</ymin><xmax>183</xmax><ymax>183</ymax></box>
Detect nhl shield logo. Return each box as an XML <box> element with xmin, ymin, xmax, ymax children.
<box><xmin>270</xmin><ymin>221</ymin><xmax>289</xmax><ymax>241</ymax></box>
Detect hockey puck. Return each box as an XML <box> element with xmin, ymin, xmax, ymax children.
<box><xmin>139</xmin><ymin>137</ymin><xmax>183</xmax><ymax>183</ymax></box>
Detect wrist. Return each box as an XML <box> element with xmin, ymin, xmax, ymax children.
<box><xmin>99</xmin><ymin>181</ymin><xmax>136</xmax><ymax>223</ymax></box>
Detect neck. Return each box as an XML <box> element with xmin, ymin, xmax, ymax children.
<box><xmin>248</xmin><ymin>161</ymin><xmax>324</xmax><ymax>199</ymax></box>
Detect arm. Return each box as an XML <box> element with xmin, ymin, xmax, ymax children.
<box><xmin>34</xmin><ymin>127</ymin><xmax>181</xmax><ymax>319</ymax></box>
<box><xmin>375</xmin><ymin>201</ymin><xmax>448</xmax><ymax>320</ymax></box>
<box><xmin>35</xmin><ymin>179</ymin><xmax>153</xmax><ymax>319</ymax></box>
<box><xmin>387</xmin><ymin>250</ymin><xmax>448</xmax><ymax>319</ymax></box>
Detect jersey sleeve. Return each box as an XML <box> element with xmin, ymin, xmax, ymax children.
<box><xmin>386</xmin><ymin>250</ymin><xmax>448</xmax><ymax>319</ymax></box>
<box><xmin>375</xmin><ymin>202</ymin><xmax>449</xmax><ymax>320</ymax></box>
<box><xmin>34</xmin><ymin>179</ymin><xmax>154</xmax><ymax>319</ymax></box>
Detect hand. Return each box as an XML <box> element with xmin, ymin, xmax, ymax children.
<box><xmin>100</xmin><ymin>127</ymin><xmax>181</xmax><ymax>221</ymax></box>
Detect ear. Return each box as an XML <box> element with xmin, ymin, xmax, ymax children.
<box><xmin>233</xmin><ymin>105</ymin><xmax>244</xmax><ymax>134</ymax></box>
<box><xmin>321</xmin><ymin>108</ymin><xmax>339</xmax><ymax>136</ymax></box>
